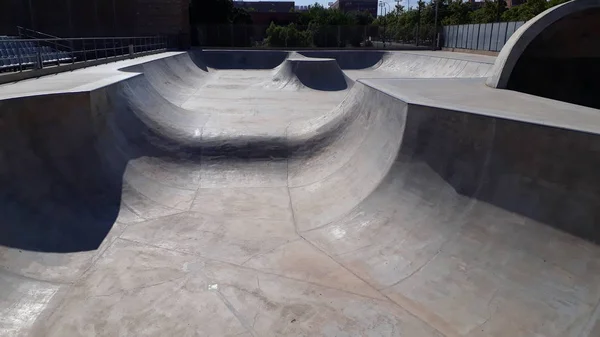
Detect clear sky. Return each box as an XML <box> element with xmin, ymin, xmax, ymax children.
<box><xmin>264</xmin><ymin>0</ymin><xmax>410</xmax><ymax>9</ymax></box>
<box><xmin>287</xmin><ymin>0</ymin><xmax>329</xmax><ymax>5</ymax></box>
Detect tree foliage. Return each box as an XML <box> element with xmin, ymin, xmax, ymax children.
<box><xmin>469</xmin><ymin>0</ymin><xmax>507</xmax><ymax>24</ymax></box>
<box><xmin>297</xmin><ymin>4</ymin><xmax>363</xmax><ymax>26</ymax></box>
<box><xmin>441</xmin><ymin>0</ymin><xmax>471</xmax><ymax>25</ymax></box>
<box><xmin>265</xmin><ymin>23</ymin><xmax>312</xmax><ymax>47</ymax></box>
<box><xmin>192</xmin><ymin>0</ymin><xmax>571</xmax><ymax>48</ymax></box>
<box><xmin>373</xmin><ymin>0</ymin><xmax>572</xmax><ymax>29</ymax></box>
<box><xmin>502</xmin><ymin>0</ymin><xmax>568</xmax><ymax>21</ymax></box>
<box><xmin>266</xmin><ymin>3</ymin><xmax>374</xmax><ymax>47</ymax></box>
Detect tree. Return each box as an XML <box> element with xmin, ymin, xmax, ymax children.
<box><xmin>547</xmin><ymin>0</ymin><xmax>570</xmax><ymax>7</ymax></box>
<box><xmin>442</xmin><ymin>0</ymin><xmax>471</xmax><ymax>25</ymax></box>
<box><xmin>394</xmin><ymin>4</ymin><xmax>405</xmax><ymax>15</ymax></box>
<box><xmin>470</xmin><ymin>0</ymin><xmax>507</xmax><ymax>24</ymax></box>
<box><xmin>265</xmin><ymin>22</ymin><xmax>312</xmax><ymax>47</ymax></box>
<box><xmin>297</xmin><ymin>3</ymin><xmax>357</xmax><ymax>26</ymax></box>
<box><xmin>348</xmin><ymin>10</ymin><xmax>375</xmax><ymax>25</ymax></box>
<box><xmin>503</xmin><ymin>0</ymin><xmax>570</xmax><ymax>22</ymax></box>
<box><xmin>231</xmin><ymin>8</ymin><xmax>253</xmax><ymax>24</ymax></box>
<box><xmin>518</xmin><ymin>0</ymin><xmax>552</xmax><ymax>18</ymax></box>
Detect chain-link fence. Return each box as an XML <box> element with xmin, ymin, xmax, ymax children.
<box><xmin>194</xmin><ymin>24</ymin><xmax>437</xmax><ymax>49</ymax></box>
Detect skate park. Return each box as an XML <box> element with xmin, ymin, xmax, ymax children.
<box><xmin>2</xmin><ymin>0</ymin><xmax>600</xmax><ymax>336</ymax></box>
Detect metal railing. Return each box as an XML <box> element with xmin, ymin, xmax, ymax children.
<box><xmin>17</xmin><ymin>26</ymin><xmax>73</xmax><ymax>52</ymax></box>
<box><xmin>0</xmin><ymin>35</ymin><xmax>167</xmax><ymax>74</ymax></box>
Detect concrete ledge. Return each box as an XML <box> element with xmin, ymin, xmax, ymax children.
<box><xmin>361</xmin><ymin>77</ymin><xmax>600</xmax><ymax>242</ymax></box>
<box><xmin>0</xmin><ymin>49</ymin><xmax>166</xmax><ymax>85</ymax></box>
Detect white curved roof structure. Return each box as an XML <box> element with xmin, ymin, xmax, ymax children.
<box><xmin>486</xmin><ymin>0</ymin><xmax>600</xmax><ymax>89</ymax></box>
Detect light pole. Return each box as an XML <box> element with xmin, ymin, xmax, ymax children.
<box><xmin>433</xmin><ymin>0</ymin><xmax>439</xmax><ymax>50</ymax></box>
<box><xmin>379</xmin><ymin>1</ymin><xmax>392</xmax><ymax>47</ymax></box>
<box><xmin>379</xmin><ymin>1</ymin><xmax>391</xmax><ymax>17</ymax></box>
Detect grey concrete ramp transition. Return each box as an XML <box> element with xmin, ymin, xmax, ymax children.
<box><xmin>1</xmin><ymin>49</ymin><xmax>600</xmax><ymax>337</ymax></box>
<box><xmin>271</xmin><ymin>57</ymin><xmax>353</xmax><ymax>91</ymax></box>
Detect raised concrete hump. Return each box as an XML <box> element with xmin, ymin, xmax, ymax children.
<box><xmin>271</xmin><ymin>57</ymin><xmax>353</xmax><ymax>91</ymax></box>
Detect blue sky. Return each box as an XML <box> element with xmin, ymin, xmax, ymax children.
<box><xmin>293</xmin><ymin>0</ymin><xmax>329</xmax><ymax>5</ymax></box>
<box><xmin>268</xmin><ymin>0</ymin><xmax>411</xmax><ymax>9</ymax></box>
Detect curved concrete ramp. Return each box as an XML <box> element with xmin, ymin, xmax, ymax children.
<box><xmin>2</xmin><ymin>51</ymin><xmax>600</xmax><ymax>337</ymax></box>
<box><xmin>195</xmin><ymin>49</ymin><xmax>290</xmax><ymax>69</ymax></box>
<box><xmin>296</xmin><ymin>50</ymin><xmax>495</xmax><ymax>78</ymax></box>
<box><xmin>271</xmin><ymin>58</ymin><xmax>353</xmax><ymax>91</ymax></box>
<box><xmin>120</xmin><ymin>52</ymin><xmax>211</xmax><ymax>105</ymax></box>
<box><xmin>374</xmin><ymin>51</ymin><xmax>494</xmax><ymax>77</ymax></box>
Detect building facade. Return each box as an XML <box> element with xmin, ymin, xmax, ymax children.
<box><xmin>0</xmin><ymin>0</ymin><xmax>189</xmax><ymax>39</ymax></box>
<box><xmin>233</xmin><ymin>1</ymin><xmax>295</xmax><ymax>13</ymax></box>
<box><xmin>329</xmin><ymin>0</ymin><xmax>378</xmax><ymax>18</ymax></box>
<box><xmin>506</xmin><ymin>0</ymin><xmax>526</xmax><ymax>8</ymax></box>
<box><xmin>294</xmin><ymin>5</ymin><xmax>312</xmax><ymax>12</ymax></box>
<box><xmin>232</xmin><ymin>1</ymin><xmax>298</xmax><ymax>25</ymax></box>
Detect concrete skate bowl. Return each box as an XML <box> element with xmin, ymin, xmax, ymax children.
<box><xmin>270</xmin><ymin>57</ymin><xmax>353</xmax><ymax>91</ymax></box>
<box><xmin>0</xmin><ymin>76</ymin><xmax>393</xmax><ymax>253</ymax></box>
<box><xmin>3</xmin><ymin>75</ymin><xmax>600</xmax><ymax>336</ymax></box>
<box><xmin>487</xmin><ymin>0</ymin><xmax>600</xmax><ymax>109</ymax></box>
<box><xmin>3</xmin><ymin>73</ymin><xmax>600</xmax><ymax>248</ymax></box>
<box><xmin>3</xmin><ymin>45</ymin><xmax>600</xmax><ymax>335</ymax></box>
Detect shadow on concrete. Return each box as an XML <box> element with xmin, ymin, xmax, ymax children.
<box><xmin>507</xmin><ymin>8</ymin><xmax>600</xmax><ymax>110</ymax></box>
<box><xmin>404</xmin><ymin>104</ymin><xmax>600</xmax><ymax>244</ymax></box>
<box><xmin>274</xmin><ymin>58</ymin><xmax>353</xmax><ymax>91</ymax></box>
<box><xmin>0</xmin><ymin>93</ymin><xmax>125</xmax><ymax>253</ymax></box>
<box><xmin>0</xmin><ymin>76</ymin><xmax>345</xmax><ymax>253</ymax></box>
<box><xmin>299</xmin><ymin>51</ymin><xmax>385</xmax><ymax>69</ymax></box>
<box><xmin>193</xmin><ymin>50</ymin><xmax>289</xmax><ymax>69</ymax></box>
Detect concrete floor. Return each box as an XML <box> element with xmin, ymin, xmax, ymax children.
<box><xmin>1</xmin><ymin>50</ymin><xmax>599</xmax><ymax>337</ymax></box>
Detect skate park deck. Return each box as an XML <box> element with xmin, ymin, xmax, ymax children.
<box><xmin>1</xmin><ymin>49</ymin><xmax>600</xmax><ymax>337</ymax></box>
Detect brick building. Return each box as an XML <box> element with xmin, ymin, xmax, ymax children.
<box><xmin>0</xmin><ymin>0</ymin><xmax>189</xmax><ymax>39</ymax></box>
<box><xmin>329</xmin><ymin>0</ymin><xmax>378</xmax><ymax>18</ymax></box>
<box><xmin>233</xmin><ymin>1</ymin><xmax>295</xmax><ymax>12</ymax></box>
<box><xmin>506</xmin><ymin>0</ymin><xmax>526</xmax><ymax>8</ymax></box>
<box><xmin>294</xmin><ymin>5</ymin><xmax>312</xmax><ymax>12</ymax></box>
<box><xmin>233</xmin><ymin>1</ymin><xmax>299</xmax><ymax>25</ymax></box>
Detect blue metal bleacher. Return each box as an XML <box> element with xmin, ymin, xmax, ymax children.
<box><xmin>0</xmin><ymin>36</ymin><xmax>74</xmax><ymax>72</ymax></box>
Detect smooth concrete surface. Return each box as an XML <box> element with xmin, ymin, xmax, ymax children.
<box><xmin>1</xmin><ymin>49</ymin><xmax>600</xmax><ymax>337</ymax></box>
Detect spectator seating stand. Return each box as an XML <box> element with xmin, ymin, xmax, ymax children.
<box><xmin>0</xmin><ymin>35</ymin><xmax>74</xmax><ymax>72</ymax></box>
